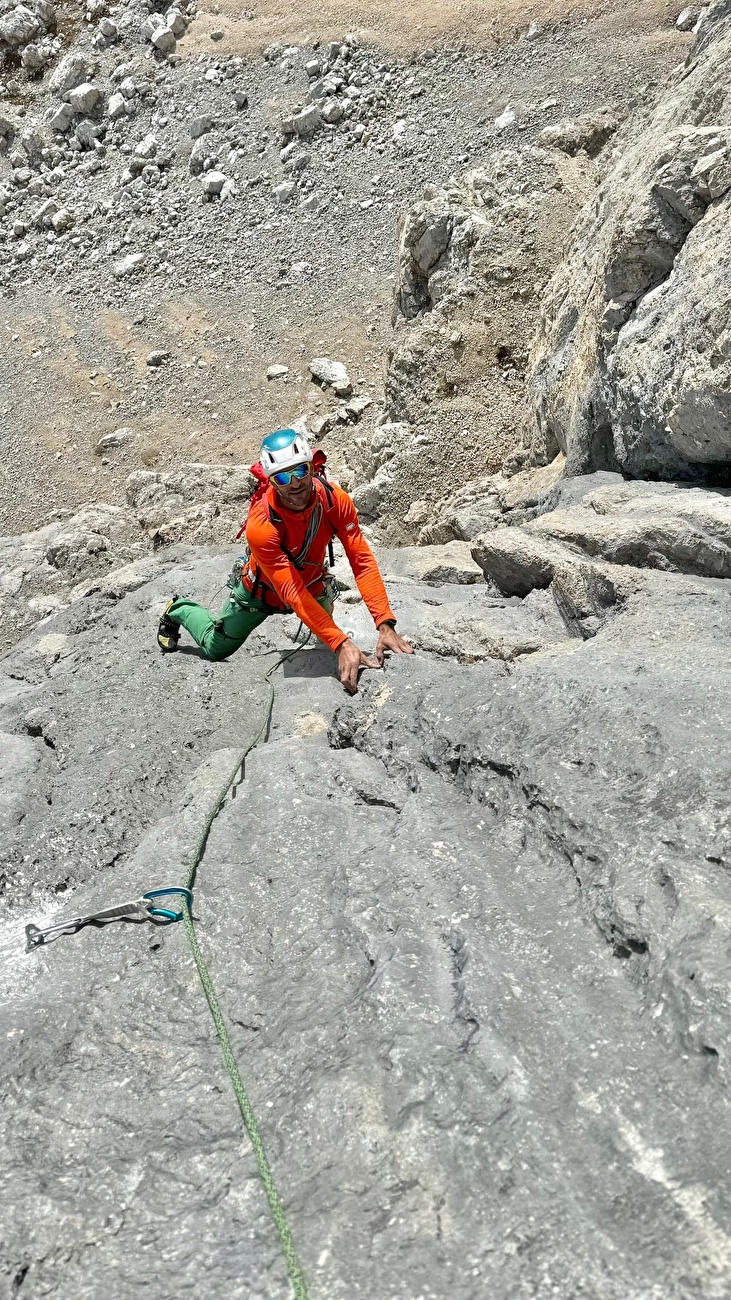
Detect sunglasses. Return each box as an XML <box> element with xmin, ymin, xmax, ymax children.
<box><xmin>271</xmin><ymin>462</ymin><xmax>312</xmax><ymax>487</ymax></box>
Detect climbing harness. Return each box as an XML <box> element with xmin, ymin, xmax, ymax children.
<box><xmin>25</xmin><ymin>634</ymin><xmax>314</xmax><ymax>1300</ymax></box>
<box><xmin>24</xmin><ymin>887</ymin><xmax>193</xmax><ymax>952</ymax></box>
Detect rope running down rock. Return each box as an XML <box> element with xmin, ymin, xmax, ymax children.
<box><xmin>180</xmin><ymin>632</ymin><xmax>312</xmax><ymax>1300</ymax></box>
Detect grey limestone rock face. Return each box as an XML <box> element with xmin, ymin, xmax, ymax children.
<box><xmin>394</xmin><ymin>187</ymin><xmax>480</xmax><ymax>322</ymax></box>
<box><xmin>472</xmin><ymin>523</ymin><xmax>620</xmax><ymax>642</ymax></box>
<box><xmin>469</xmin><ymin>475</ymin><xmax>731</xmax><ymax>641</ymax></box>
<box><xmin>2</xmin><ymin>539</ymin><xmax>731</xmax><ymax>1298</ymax></box>
<box><xmin>526</xmin><ymin>3</ymin><xmax>731</xmax><ymax>479</ymax></box>
<box><xmin>472</xmin><ymin>477</ymin><xmax>731</xmax><ymax>590</ymax></box>
<box><xmin>334</xmin><ymin>568</ymin><xmax>731</xmax><ymax>1078</ymax></box>
<box><xmin>0</xmin><ymin>731</ymin><xmax>43</xmax><ymax>832</ymax></box>
<box><xmin>530</xmin><ymin>478</ymin><xmax>731</xmax><ymax>575</ymax></box>
<box><xmin>374</xmin><ymin>540</ymin><xmax>486</xmax><ymax>586</ymax></box>
<box><xmin>336</xmin><ymin>545</ymin><xmax>569</xmax><ymax>661</ymax></box>
<box><xmin>608</xmin><ymin>199</ymin><xmax>731</xmax><ymax>473</ymax></box>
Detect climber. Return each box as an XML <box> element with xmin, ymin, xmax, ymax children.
<box><xmin>156</xmin><ymin>429</ymin><xmax>414</xmax><ymax>694</ymax></box>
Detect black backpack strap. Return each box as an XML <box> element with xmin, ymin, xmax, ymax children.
<box><xmin>266</xmin><ymin>502</ymin><xmax>297</xmax><ymax>567</ymax></box>
<box><xmin>313</xmin><ymin>474</ymin><xmax>340</xmax><ymax>569</ymax></box>
<box><xmin>315</xmin><ymin>472</ymin><xmax>336</xmax><ymax>510</ymax></box>
<box><xmin>266</xmin><ymin>496</ymin><xmax>324</xmax><ymax>571</ymax></box>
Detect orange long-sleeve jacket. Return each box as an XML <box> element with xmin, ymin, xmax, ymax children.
<box><xmin>243</xmin><ymin>478</ymin><xmax>396</xmax><ymax>652</ymax></box>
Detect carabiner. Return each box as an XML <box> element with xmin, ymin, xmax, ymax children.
<box><xmin>143</xmin><ymin>887</ymin><xmax>193</xmax><ymax>922</ymax></box>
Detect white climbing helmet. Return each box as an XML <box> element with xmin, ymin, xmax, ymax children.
<box><xmin>260</xmin><ymin>428</ymin><xmax>313</xmax><ymax>477</ymax></box>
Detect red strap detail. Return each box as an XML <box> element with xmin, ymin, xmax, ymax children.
<box><xmin>248</xmin><ymin>460</ymin><xmax>270</xmax><ymax>502</ymax></box>
<box><xmin>236</xmin><ymin>461</ymin><xmax>270</xmax><ymax>539</ymax></box>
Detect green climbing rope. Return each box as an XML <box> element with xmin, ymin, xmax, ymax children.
<box><xmin>180</xmin><ymin>634</ymin><xmax>311</xmax><ymax>1300</ymax></box>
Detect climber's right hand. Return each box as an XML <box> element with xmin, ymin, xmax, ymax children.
<box><xmin>336</xmin><ymin>638</ymin><xmax>380</xmax><ymax>695</ymax></box>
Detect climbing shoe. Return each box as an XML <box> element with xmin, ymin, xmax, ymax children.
<box><xmin>157</xmin><ymin>597</ymin><xmax>180</xmax><ymax>653</ymax></box>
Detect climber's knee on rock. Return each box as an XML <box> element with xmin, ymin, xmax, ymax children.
<box><xmin>201</xmin><ymin>642</ymin><xmax>233</xmax><ymax>662</ymax></box>
<box><xmin>200</xmin><ymin>621</ymin><xmax>241</xmax><ymax>661</ymax></box>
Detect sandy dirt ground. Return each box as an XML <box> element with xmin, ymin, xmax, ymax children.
<box><xmin>185</xmin><ymin>0</ymin><xmax>678</xmax><ymax>56</ymax></box>
<box><xmin>0</xmin><ymin>0</ymin><xmax>691</xmax><ymax>534</ymax></box>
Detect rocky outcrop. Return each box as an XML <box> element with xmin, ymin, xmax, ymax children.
<box><xmin>0</xmin><ymin>466</ymin><xmax>254</xmax><ymax>654</ymax></box>
<box><xmin>0</xmin><ymin>0</ymin><xmax>59</xmax><ymax>73</ymax></box>
<box><xmin>3</xmin><ymin>535</ymin><xmax>731</xmax><ymax>1298</ymax></box>
<box><xmin>474</xmin><ymin>470</ymin><xmax>731</xmax><ymax>568</ymax></box>
<box><xmin>465</xmin><ymin>473</ymin><xmax>731</xmax><ymax>642</ymax></box>
<box><xmin>416</xmin><ymin>455</ymin><xmax>568</xmax><ymax>544</ymax></box>
<box><xmin>125</xmin><ymin>462</ymin><xmax>253</xmax><ymax>546</ymax></box>
<box><xmin>524</xmin><ymin>1</ymin><xmax>731</xmax><ymax>479</ymax></box>
<box><xmin>537</xmin><ymin>106</ymin><xmax>620</xmax><ymax>157</ymax></box>
<box><xmin>394</xmin><ymin>178</ymin><xmax>484</xmax><ymax>323</ymax></box>
<box><xmin>400</xmin><ymin>467</ymin><xmax>731</xmax><ymax>645</ymax></box>
<box><xmin>528</xmin><ymin>478</ymin><xmax>731</xmax><ymax>575</ymax></box>
<box><xmin>0</xmin><ymin>503</ymin><xmax>145</xmax><ymax>651</ymax></box>
<box><xmin>364</xmin><ymin>146</ymin><xmax>599</xmax><ymax>543</ymax></box>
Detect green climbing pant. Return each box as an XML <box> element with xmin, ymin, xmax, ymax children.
<box><xmin>167</xmin><ymin>584</ymin><xmax>332</xmax><ymax>662</ymax></box>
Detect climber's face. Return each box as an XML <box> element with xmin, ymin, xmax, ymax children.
<box><xmin>273</xmin><ymin>463</ymin><xmax>314</xmax><ymax>512</ymax></box>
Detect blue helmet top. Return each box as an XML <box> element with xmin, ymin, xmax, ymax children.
<box><xmin>262</xmin><ymin>428</ymin><xmax>298</xmax><ymax>454</ymax></box>
<box><xmin>259</xmin><ymin>428</ymin><xmax>313</xmax><ymax>476</ymax></box>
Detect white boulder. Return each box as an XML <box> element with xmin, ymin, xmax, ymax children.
<box><xmin>49</xmin><ymin>53</ymin><xmax>92</xmax><ymax>96</ymax></box>
<box><xmin>676</xmin><ymin>5</ymin><xmax>700</xmax><ymax>28</ymax></box>
<box><xmin>284</xmin><ymin>104</ymin><xmax>321</xmax><ymax>138</ymax></box>
<box><xmin>321</xmin><ymin>98</ymin><xmax>344</xmax><ymax>124</ymax></box>
<box><xmin>51</xmin><ymin>208</ymin><xmax>74</xmax><ymax>232</ymax></box>
<box><xmin>0</xmin><ymin>4</ymin><xmax>41</xmax><ymax>47</ymax></box>
<box><xmin>201</xmin><ymin>170</ymin><xmax>226</xmax><ymax>195</ymax></box>
<box><xmin>107</xmin><ymin>92</ymin><xmax>126</xmax><ymax>121</ymax></box>
<box><xmin>189</xmin><ymin>114</ymin><xmax>214</xmax><ymax>139</ymax></box>
<box><xmin>113</xmin><ymin>252</ymin><xmax>145</xmax><ymax>278</ymax></box>
<box><xmin>48</xmin><ymin>103</ymin><xmax>74</xmax><ymax>132</ymax></box>
<box><xmin>494</xmin><ymin>106</ymin><xmax>516</xmax><ymax>131</ymax></box>
<box><xmin>309</xmin><ymin>357</ymin><xmax>352</xmax><ymax>396</ymax></box>
<box><xmin>21</xmin><ymin>43</ymin><xmax>47</xmax><ymax>69</ymax></box>
<box><xmin>68</xmin><ymin>83</ymin><xmax>101</xmax><ymax>114</ymax></box>
<box><xmin>97</xmin><ymin>428</ymin><xmax>133</xmax><ymax>451</ymax></box>
<box><xmin>165</xmin><ymin>9</ymin><xmax>187</xmax><ymax>36</ymax></box>
<box><xmin>151</xmin><ymin>25</ymin><xmax>176</xmax><ymax>53</ymax></box>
